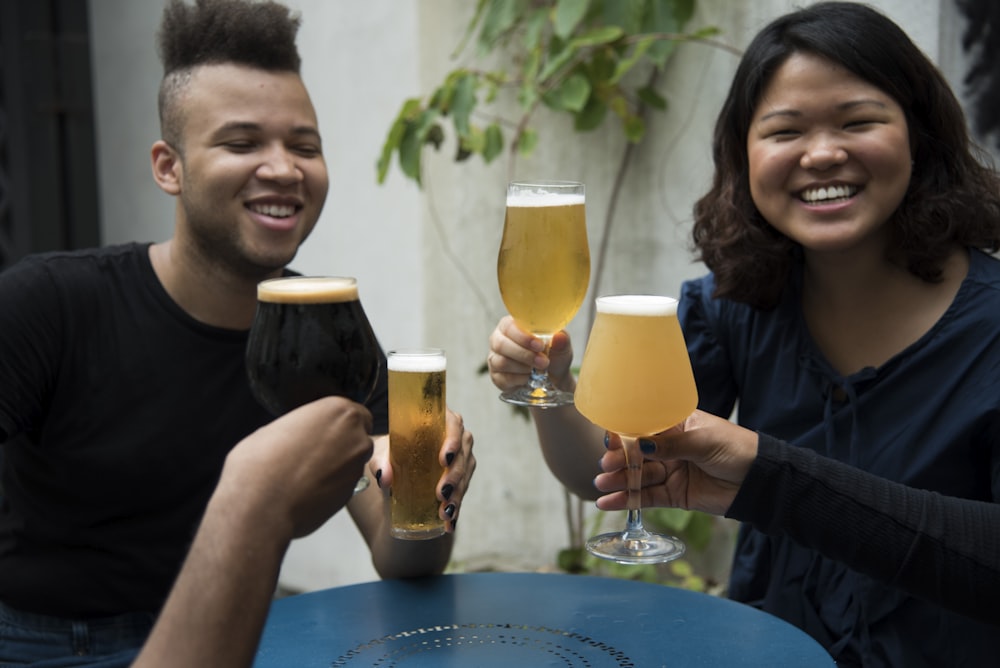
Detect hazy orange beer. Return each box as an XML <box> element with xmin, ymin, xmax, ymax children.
<box><xmin>388</xmin><ymin>349</ymin><xmax>447</xmax><ymax>539</ymax></box>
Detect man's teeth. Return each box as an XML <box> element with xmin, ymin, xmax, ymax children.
<box><xmin>250</xmin><ymin>203</ymin><xmax>296</xmax><ymax>218</ymax></box>
<box><xmin>800</xmin><ymin>185</ymin><xmax>857</xmax><ymax>203</ymax></box>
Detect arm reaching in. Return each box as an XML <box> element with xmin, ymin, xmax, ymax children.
<box><xmin>132</xmin><ymin>396</ymin><xmax>375</xmax><ymax>668</ymax></box>
<box><xmin>594</xmin><ymin>410</ymin><xmax>1000</xmax><ymax>625</ymax></box>
<box><xmin>486</xmin><ymin>315</ymin><xmax>605</xmax><ymax>499</ymax></box>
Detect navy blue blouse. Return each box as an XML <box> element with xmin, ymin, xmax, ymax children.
<box><xmin>680</xmin><ymin>248</ymin><xmax>1000</xmax><ymax>667</ymax></box>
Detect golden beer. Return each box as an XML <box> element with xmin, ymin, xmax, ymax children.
<box><xmin>388</xmin><ymin>349</ymin><xmax>447</xmax><ymax>540</ymax></box>
<box><xmin>497</xmin><ymin>194</ymin><xmax>590</xmax><ymax>337</ymax></box>
<box><xmin>575</xmin><ymin>296</ymin><xmax>698</xmax><ymax>437</ymax></box>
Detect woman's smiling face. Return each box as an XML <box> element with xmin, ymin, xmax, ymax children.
<box><xmin>746</xmin><ymin>51</ymin><xmax>912</xmax><ymax>256</ymax></box>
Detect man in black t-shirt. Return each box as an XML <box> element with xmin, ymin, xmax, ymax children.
<box><xmin>0</xmin><ymin>1</ymin><xmax>475</xmax><ymax>665</ymax></box>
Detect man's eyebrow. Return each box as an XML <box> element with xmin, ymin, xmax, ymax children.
<box><xmin>211</xmin><ymin>121</ymin><xmax>321</xmax><ymax>138</ymax></box>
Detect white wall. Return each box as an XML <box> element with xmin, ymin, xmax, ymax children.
<box><xmin>87</xmin><ymin>0</ymin><xmax>957</xmax><ymax>592</ymax></box>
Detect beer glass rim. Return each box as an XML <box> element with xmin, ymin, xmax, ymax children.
<box><xmin>387</xmin><ymin>348</ymin><xmax>446</xmax><ymax>372</ymax></box>
<box><xmin>594</xmin><ymin>294</ymin><xmax>678</xmax><ymax>316</ymax></box>
<box><xmin>508</xmin><ymin>179</ymin><xmax>584</xmax><ymax>190</ymax></box>
<box><xmin>256</xmin><ymin>276</ymin><xmax>359</xmax><ymax>303</ymax></box>
<box><xmin>387</xmin><ymin>347</ymin><xmax>446</xmax><ymax>358</ymax></box>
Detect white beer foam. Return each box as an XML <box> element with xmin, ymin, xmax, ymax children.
<box><xmin>507</xmin><ymin>192</ymin><xmax>585</xmax><ymax>207</ymax></box>
<box><xmin>388</xmin><ymin>351</ymin><xmax>447</xmax><ymax>372</ymax></box>
<box><xmin>257</xmin><ymin>276</ymin><xmax>359</xmax><ymax>303</ymax></box>
<box><xmin>595</xmin><ymin>294</ymin><xmax>678</xmax><ymax>316</ymax></box>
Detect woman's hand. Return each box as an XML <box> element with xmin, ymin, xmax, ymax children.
<box><xmin>593</xmin><ymin>410</ymin><xmax>757</xmax><ymax>517</ymax></box>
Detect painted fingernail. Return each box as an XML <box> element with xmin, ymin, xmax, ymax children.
<box><xmin>446</xmin><ymin>451</ymin><xmax>456</xmax><ymax>466</ymax></box>
<box><xmin>441</xmin><ymin>484</ymin><xmax>454</xmax><ymax>501</ymax></box>
<box><xmin>450</xmin><ymin>518</ymin><xmax>458</xmax><ymax>531</ymax></box>
<box><xmin>375</xmin><ymin>469</ymin><xmax>383</xmax><ymax>488</ymax></box>
<box><xmin>444</xmin><ymin>503</ymin><xmax>456</xmax><ymax>518</ymax></box>
<box><xmin>603</xmin><ymin>432</ymin><xmax>610</xmax><ymax>448</ymax></box>
<box><xmin>639</xmin><ymin>439</ymin><xmax>655</xmax><ymax>454</ymax></box>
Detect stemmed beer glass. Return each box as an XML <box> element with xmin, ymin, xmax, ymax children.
<box><xmin>574</xmin><ymin>295</ymin><xmax>698</xmax><ymax>563</ymax></box>
<box><xmin>246</xmin><ymin>276</ymin><xmax>382</xmax><ymax>493</ymax></box>
<box><xmin>497</xmin><ymin>180</ymin><xmax>590</xmax><ymax>407</ymax></box>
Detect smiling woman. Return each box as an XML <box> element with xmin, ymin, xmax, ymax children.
<box><xmin>485</xmin><ymin>2</ymin><xmax>1000</xmax><ymax>667</ymax></box>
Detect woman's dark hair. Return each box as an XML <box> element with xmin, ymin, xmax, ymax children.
<box><xmin>693</xmin><ymin>1</ymin><xmax>1000</xmax><ymax>309</ymax></box>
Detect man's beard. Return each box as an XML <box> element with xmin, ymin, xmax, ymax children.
<box><xmin>188</xmin><ymin>216</ymin><xmax>298</xmax><ymax>282</ymax></box>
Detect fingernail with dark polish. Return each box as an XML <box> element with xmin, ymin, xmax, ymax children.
<box><xmin>441</xmin><ymin>484</ymin><xmax>454</xmax><ymax>501</ymax></box>
<box><xmin>375</xmin><ymin>469</ymin><xmax>383</xmax><ymax>488</ymax></box>
<box><xmin>604</xmin><ymin>432</ymin><xmax>610</xmax><ymax>448</ymax></box>
<box><xmin>446</xmin><ymin>451</ymin><xmax>456</xmax><ymax>466</ymax></box>
<box><xmin>444</xmin><ymin>503</ymin><xmax>456</xmax><ymax>518</ymax></box>
<box><xmin>450</xmin><ymin>518</ymin><xmax>458</xmax><ymax>531</ymax></box>
<box><xmin>639</xmin><ymin>439</ymin><xmax>655</xmax><ymax>454</ymax></box>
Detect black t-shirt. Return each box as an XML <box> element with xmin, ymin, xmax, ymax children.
<box><xmin>0</xmin><ymin>243</ymin><xmax>389</xmax><ymax>616</ymax></box>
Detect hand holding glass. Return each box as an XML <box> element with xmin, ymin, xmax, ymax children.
<box><xmin>497</xmin><ymin>180</ymin><xmax>590</xmax><ymax>407</ymax></box>
<box><xmin>574</xmin><ymin>295</ymin><xmax>698</xmax><ymax>563</ymax></box>
<box><xmin>245</xmin><ymin>276</ymin><xmax>381</xmax><ymax>494</ymax></box>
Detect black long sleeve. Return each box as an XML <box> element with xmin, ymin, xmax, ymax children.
<box><xmin>726</xmin><ymin>433</ymin><xmax>1000</xmax><ymax>625</ymax></box>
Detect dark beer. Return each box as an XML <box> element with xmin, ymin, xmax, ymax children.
<box><xmin>246</xmin><ymin>276</ymin><xmax>381</xmax><ymax>416</ymax></box>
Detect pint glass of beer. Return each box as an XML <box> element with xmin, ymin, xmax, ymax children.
<box><xmin>388</xmin><ymin>348</ymin><xmax>447</xmax><ymax>539</ymax></box>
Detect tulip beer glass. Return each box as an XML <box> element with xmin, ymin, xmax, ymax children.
<box><xmin>246</xmin><ymin>276</ymin><xmax>381</xmax><ymax>493</ymax></box>
<box><xmin>574</xmin><ymin>295</ymin><xmax>698</xmax><ymax>563</ymax></box>
<box><xmin>497</xmin><ymin>180</ymin><xmax>590</xmax><ymax>407</ymax></box>
<box><xmin>388</xmin><ymin>349</ymin><xmax>447</xmax><ymax>539</ymax></box>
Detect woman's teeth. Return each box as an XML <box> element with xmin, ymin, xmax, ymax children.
<box><xmin>800</xmin><ymin>185</ymin><xmax>857</xmax><ymax>203</ymax></box>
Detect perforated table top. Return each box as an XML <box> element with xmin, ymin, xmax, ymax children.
<box><xmin>254</xmin><ymin>572</ymin><xmax>834</xmax><ymax>667</ymax></box>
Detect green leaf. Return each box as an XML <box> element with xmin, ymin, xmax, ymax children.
<box><xmin>644</xmin><ymin>0</ymin><xmax>694</xmax><ymax>67</ymax></box>
<box><xmin>557</xmin><ymin>546</ymin><xmax>587</xmax><ymax>573</ymax></box>
<box><xmin>518</xmin><ymin>47</ymin><xmax>542</xmax><ymax>109</ymax></box>
<box><xmin>637</xmin><ymin>84</ymin><xmax>667</xmax><ymax>110</ymax></box>
<box><xmin>483</xmin><ymin>123</ymin><xmax>504</xmax><ymax>162</ymax></box>
<box><xmin>610</xmin><ymin>37</ymin><xmax>654</xmax><ymax>84</ymax></box>
<box><xmin>398</xmin><ymin>108</ymin><xmax>442</xmax><ymax>185</ymax></box>
<box><xmin>476</xmin><ymin>0</ymin><xmax>526</xmax><ymax>55</ymax></box>
<box><xmin>376</xmin><ymin>98</ymin><xmax>423</xmax><ymax>184</ymax></box>
<box><xmin>537</xmin><ymin>44</ymin><xmax>578</xmax><ymax>82</ymax></box>
<box><xmin>522</xmin><ymin>8</ymin><xmax>549</xmax><ymax>50</ymax></box>
<box><xmin>623</xmin><ymin>116</ymin><xmax>644</xmax><ymax>143</ymax></box>
<box><xmin>569</xmin><ymin>25</ymin><xmax>624</xmax><ymax>48</ymax></box>
<box><xmin>451</xmin><ymin>73</ymin><xmax>478</xmax><ymax>136</ymax></box>
<box><xmin>553</xmin><ymin>0</ymin><xmax>590</xmax><ymax>40</ymax></box>
<box><xmin>600</xmin><ymin>0</ymin><xmax>645</xmax><ymax>34</ymax></box>
<box><xmin>574</xmin><ymin>95</ymin><xmax>607</xmax><ymax>132</ymax></box>
<box><xmin>517</xmin><ymin>128</ymin><xmax>538</xmax><ymax>155</ymax></box>
<box><xmin>543</xmin><ymin>72</ymin><xmax>591</xmax><ymax>112</ymax></box>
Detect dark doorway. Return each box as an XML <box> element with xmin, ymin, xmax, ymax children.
<box><xmin>0</xmin><ymin>0</ymin><xmax>100</xmax><ymax>272</ymax></box>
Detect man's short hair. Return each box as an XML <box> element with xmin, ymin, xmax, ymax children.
<box><xmin>156</xmin><ymin>0</ymin><xmax>303</xmax><ymax>148</ymax></box>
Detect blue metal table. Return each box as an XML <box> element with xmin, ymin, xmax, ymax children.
<box><xmin>254</xmin><ymin>572</ymin><xmax>833</xmax><ymax>667</ymax></box>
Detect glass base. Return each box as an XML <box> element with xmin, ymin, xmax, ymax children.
<box><xmin>500</xmin><ymin>385</ymin><xmax>575</xmax><ymax>408</ymax></box>
<box><xmin>390</xmin><ymin>523</ymin><xmax>447</xmax><ymax>540</ymax></box>
<box><xmin>586</xmin><ymin>530</ymin><xmax>686</xmax><ymax>565</ymax></box>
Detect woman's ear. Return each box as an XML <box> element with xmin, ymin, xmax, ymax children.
<box><xmin>151</xmin><ymin>140</ymin><xmax>182</xmax><ymax>195</ymax></box>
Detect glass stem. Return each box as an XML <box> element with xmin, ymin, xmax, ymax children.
<box><xmin>621</xmin><ymin>435</ymin><xmax>649</xmax><ymax>540</ymax></box>
<box><xmin>528</xmin><ymin>336</ymin><xmax>555</xmax><ymax>390</ymax></box>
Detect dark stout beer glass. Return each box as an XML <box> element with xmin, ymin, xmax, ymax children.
<box><xmin>246</xmin><ymin>276</ymin><xmax>381</xmax><ymax>492</ymax></box>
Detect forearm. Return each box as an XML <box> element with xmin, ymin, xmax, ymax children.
<box><xmin>133</xmin><ymin>490</ymin><xmax>291</xmax><ymax>668</ymax></box>
<box><xmin>533</xmin><ymin>404</ymin><xmax>605</xmax><ymax>500</ymax></box>
<box><xmin>729</xmin><ymin>434</ymin><xmax>1000</xmax><ymax>625</ymax></box>
<box><xmin>348</xmin><ymin>483</ymin><xmax>454</xmax><ymax>578</ymax></box>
